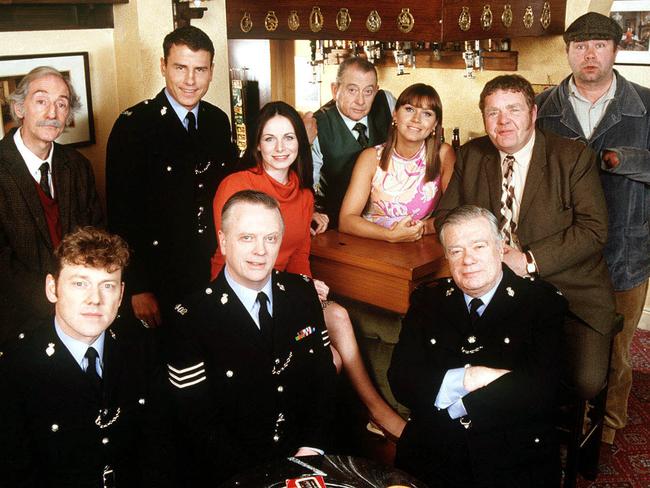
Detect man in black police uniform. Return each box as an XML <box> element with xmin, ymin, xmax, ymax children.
<box><xmin>0</xmin><ymin>227</ymin><xmax>174</xmax><ymax>488</ymax></box>
<box><xmin>106</xmin><ymin>25</ymin><xmax>237</xmax><ymax>328</ymax></box>
<box><xmin>389</xmin><ymin>205</ymin><xmax>567</xmax><ymax>488</ymax></box>
<box><xmin>165</xmin><ymin>190</ymin><xmax>337</xmax><ymax>486</ymax></box>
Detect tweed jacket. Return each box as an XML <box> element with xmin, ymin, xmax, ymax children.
<box><xmin>164</xmin><ymin>269</ymin><xmax>337</xmax><ymax>487</ymax></box>
<box><xmin>0</xmin><ymin>320</ymin><xmax>175</xmax><ymax>488</ymax></box>
<box><xmin>106</xmin><ymin>89</ymin><xmax>237</xmax><ymax>314</ymax></box>
<box><xmin>536</xmin><ymin>71</ymin><xmax>650</xmax><ymax>291</ymax></box>
<box><xmin>0</xmin><ymin>131</ymin><xmax>104</xmax><ymax>345</ymax></box>
<box><xmin>389</xmin><ymin>266</ymin><xmax>567</xmax><ymax>488</ymax></box>
<box><xmin>435</xmin><ymin>128</ymin><xmax>616</xmax><ymax>335</ymax></box>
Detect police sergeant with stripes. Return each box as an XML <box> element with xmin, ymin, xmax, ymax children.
<box><xmin>165</xmin><ymin>190</ymin><xmax>337</xmax><ymax>486</ymax></box>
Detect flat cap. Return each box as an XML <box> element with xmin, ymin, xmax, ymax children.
<box><xmin>564</xmin><ymin>12</ymin><xmax>623</xmax><ymax>44</ymax></box>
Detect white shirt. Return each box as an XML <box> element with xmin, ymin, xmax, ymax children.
<box><xmin>223</xmin><ymin>267</ymin><xmax>273</xmax><ymax>329</ymax></box>
<box><xmin>568</xmin><ymin>75</ymin><xmax>617</xmax><ymax>139</ymax></box>
<box><xmin>54</xmin><ymin>318</ymin><xmax>105</xmax><ymax>377</ymax></box>
<box><xmin>14</xmin><ymin>128</ymin><xmax>55</xmax><ymax>197</ymax></box>
<box><xmin>311</xmin><ymin>90</ymin><xmax>397</xmax><ymax>187</ymax></box>
<box><xmin>497</xmin><ymin>132</ymin><xmax>536</xmax><ymax>226</ymax></box>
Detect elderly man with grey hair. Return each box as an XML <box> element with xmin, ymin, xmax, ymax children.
<box><xmin>0</xmin><ymin>66</ymin><xmax>103</xmax><ymax>346</ymax></box>
<box><xmin>389</xmin><ymin>205</ymin><xmax>567</xmax><ymax>487</ymax></box>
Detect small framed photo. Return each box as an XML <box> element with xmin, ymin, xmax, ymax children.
<box><xmin>611</xmin><ymin>1</ymin><xmax>650</xmax><ymax>65</ymax></box>
<box><xmin>0</xmin><ymin>52</ymin><xmax>95</xmax><ymax>146</ymax></box>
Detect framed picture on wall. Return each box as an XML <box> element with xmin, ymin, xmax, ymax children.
<box><xmin>0</xmin><ymin>52</ymin><xmax>94</xmax><ymax>145</ymax></box>
<box><xmin>611</xmin><ymin>1</ymin><xmax>650</xmax><ymax>65</ymax></box>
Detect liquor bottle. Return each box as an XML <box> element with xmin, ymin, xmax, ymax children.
<box><xmin>452</xmin><ymin>127</ymin><xmax>461</xmax><ymax>151</ymax></box>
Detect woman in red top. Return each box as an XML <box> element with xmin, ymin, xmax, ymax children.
<box><xmin>211</xmin><ymin>101</ymin><xmax>405</xmax><ymax>440</ymax></box>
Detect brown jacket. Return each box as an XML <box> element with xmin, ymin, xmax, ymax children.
<box><xmin>435</xmin><ymin>128</ymin><xmax>615</xmax><ymax>335</ymax></box>
<box><xmin>0</xmin><ymin>130</ymin><xmax>104</xmax><ymax>345</ymax></box>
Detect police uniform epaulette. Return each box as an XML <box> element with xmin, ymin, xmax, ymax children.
<box><xmin>525</xmin><ymin>275</ymin><xmax>566</xmax><ymax>300</ymax></box>
<box><xmin>117</xmin><ymin>96</ymin><xmax>160</xmax><ymax>121</ymax></box>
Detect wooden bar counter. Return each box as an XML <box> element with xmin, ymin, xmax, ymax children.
<box><xmin>310</xmin><ymin>230</ymin><xmax>448</xmax><ymax>314</ymax></box>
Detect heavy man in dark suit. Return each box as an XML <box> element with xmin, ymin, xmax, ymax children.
<box><xmin>165</xmin><ymin>191</ymin><xmax>337</xmax><ymax>486</ymax></box>
<box><xmin>435</xmin><ymin>74</ymin><xmax>616</xmax><ymax>400</ymax></box>
<box><xmin>0</xmin><ymin>66</ymin><xmax>104</xmax><ymax>346</ymax></box>
<box><xmin>0</xmin><ymin>227</ymin><xmax>174</xmax><ymax>487</ymax></box>
<box><xmin>389</xmin><ymin>205</ymin><xmax>567</xmax><ymax>487</ymax></box>
<box><xmin>106</xmin><ymin>25</ymin><xmax>237</xmax><ymax>328</ymax></box>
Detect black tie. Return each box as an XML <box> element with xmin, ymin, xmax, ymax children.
<box><xmin>186</xmin><ymin>111</ymin><xmax>198</xmax><ymax>141</ymax></box>
<box><xmin>353</xmin><ymin>122</ymin><xmax>369</xmax><ymax>148</ymax></box>
<box><xmin>257</xmin><ymin>292</ymin><xmax>273</xmax><ymax>346</ymax></box>
<box><xmin>84</xmin><ymin>347</ymin><xmax>102</xmax><ymax>390</ymax></box>
<box><xmin>39</xmin><ymin>162</ymin><xmax>52</xmax><ymax>199</ymax></box>
<box><xmin>469</xmin><ymin>298</ymin><xmax>484</xmax><ymax>326</ymax></box>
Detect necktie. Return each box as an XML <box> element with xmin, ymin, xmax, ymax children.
<box><xmin>353</xmin><ymin>122</ymin><xmax>369</xmax><ymax>148</ymax></box>
<box><xmin>257</xmin><ymin>292</ymin><xmax>273</xmax><ymax>346</ymax></box>
<box><xmin>39</xmin><ymin>162</ymin><xmax>52</xmax><ymax>199</ymax></box>
<box><xmin>469</xmin><ymin>298</ymin><xmax>484</xmax><ymax>326</ymax></box>
<box><xmin>185</xmin><ymin>111</ymin><xmax>198</xmax><ymax>141</ymax></box>
<box><xmin>499</xmin><ymin>154</ymin><xmax>517</xmax><ymax>246</ymax></box>
<box><xmin>84</xmin><ymin>347</ymin><xmax>102</xmax><ymax>390</ymax></box>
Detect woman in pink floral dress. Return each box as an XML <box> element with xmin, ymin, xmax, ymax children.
<box><xmin>339</xmin><ymin>83</ymin><xmax>455</xmax><ymax>242</ymax></box>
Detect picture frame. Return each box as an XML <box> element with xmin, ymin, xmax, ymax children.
<box><xmin>0</xmin><ymin>52</ymin><xmax>95</xmax><ymax>146</ymax></box>
<box><xmin>610</xmin><ymin>1</ymin><xmax>650</xmax><ymax>65</ymax></box>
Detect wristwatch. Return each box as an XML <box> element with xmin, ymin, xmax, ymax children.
<box><xmin>524</xmin><ymin>250</ymin><xmax>538</xmax><ymax>276</ymax></box>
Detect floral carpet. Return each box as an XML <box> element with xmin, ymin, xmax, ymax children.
<box><xmin>578</xmin><ymin>330</ymin><xmax>650</xmax><ymax>488</ymax></box>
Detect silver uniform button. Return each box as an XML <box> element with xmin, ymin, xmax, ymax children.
<box><xmin>51</xmin><ymin>424</ymin><xmax>59</xmax><ymax>432</ymax></box>
<box><xmin>198</xmin><ymin>229</ymin><xmax>204</xmax><ymax>234</ymax></box>
<box><xmin>277</xmin><ymin>386</ymin><xmax>284</xmax><ymax>392</ymax></box>
<box><xmin>102</xmin><ymin>437</ymin><xmax>109</xmax><ymax>445</ymax></box>
<box><xmin>534</xmin><ymin>438</ymin><xmax>540</xmax><ymax>443</ymax></box>
<box><xmin>138</xmin><ymin>398</ymin><xmax>146</xmax><ymax>405</ymax></box>
<box><xmin>504</xmin><ymin>337</ymin><xmax>511</xmax><ymax>344</ymax></box>
<box><xmin>198</xmin><ymin>183</ymin><xmax>204</xmax><ymax>189</ymax></box>
<box><xmin>430</xmin><ymin>338</ymin><xmax>437</xmax><ymax>345</ymax></box>
<box><xmin>273</xmin><ymin>434</ymin><xmax>279</xmax><ymax>442</ymax></box>
<box><xmin>166</xmin><ymin>166</ymin><xmax>172</xmax><ymax>172</ymax></box>
<box><xmin>205</xmin><ymin>288</ymin><xmax>213</xmax><ymax>295</ymax></box>
<box><xmin>152</xmin><ymin>240</ymin><xmax>159</xmax><ymax>246</ymax></box>
<box><xmin>226</xmin><ymin>370</ymin><xmax>234</xmax><ymax>378</ymax></box>
<box><xmin>18</xmin><ymin>333</ymin><xmax>25</xmax><ymax>339</ymax></box>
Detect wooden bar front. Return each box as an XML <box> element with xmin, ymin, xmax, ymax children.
<box><xmin>310</xmin><ymin>230</ymin><xmax>448</xmax><ymax>314</ymax></box>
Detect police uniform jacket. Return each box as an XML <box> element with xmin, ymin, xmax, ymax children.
<box><xmin>0</xmin><ymin>320</ymin><xmax>175</xmax><ymax>488</ymax></box>
<box><xmin>106</xmin><ymin>89</ymin><xmax>237</xmax><ymax>314</ymax></box>
<box><xmin>0</xmin><ymin>130</ymin><xmax>104</xmax><ymax>345</ymax></box>
<box><xmin>388</xmin><ymin>266</ymin><xmax>567</xmax><ymax>488</ymax></box>
<box><xmin>165</xmin><ymin>269</ymin><xmax>337</xmax><ymax>486</ymax></box>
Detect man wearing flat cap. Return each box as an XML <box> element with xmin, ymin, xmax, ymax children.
<box><xmin>536</xmin><ymin>11</ymin><xmax>650</xmax><ymax>445</ymax></box>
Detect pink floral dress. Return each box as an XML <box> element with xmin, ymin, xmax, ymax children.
<box><xmin>362</xmin><ymin>143</ymin><xmax>441</xmax><ymax>228</ymax></box>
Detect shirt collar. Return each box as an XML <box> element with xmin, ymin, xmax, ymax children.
<box><xmin>336</xmin><ymin>106</ymin><xmax>369</xmax><ymax>133</ymax></box>
<box><xmin>54</xmin><ymin>318</ymin><xmax>105</xmax><ymax>370</ymax></box>
<box><xmin>14</xmin><ymin>128</ymin><xmax>54</xmax><ymax>181</ymax></box>
<box><xmin>164</xmin><ymin>88</ymin><xmax>200</xmax><ymax>128</ymax></box>
<box><xmin>498</xmin><ymin>131</ymin><xmax>536</xmax><ymax>168</ymax></box>
<box><xmin>463</xmin><ymin>272</ymin><xmax>503</xmax><ymax>314</ymax></box>
<box><xmin>568</xmin><ymin>74</ymin><xmax>617</xmax><ymax>105</ymax></box>
<box><xmin>224</xmin><ymin>266</ymin><xmax>274</xmax><ymax>316</ymax></box>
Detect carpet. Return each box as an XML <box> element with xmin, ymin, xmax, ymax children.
<box><xmin>578</xmin><ymin>329</ymin><xmax>650</xmax><ymax>488</ymax></box>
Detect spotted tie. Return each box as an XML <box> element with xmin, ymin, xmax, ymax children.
<box><xmin>499</xmin><ymin>154</ymin><xmax>517</xmax><ymax>246</ymax></box>
<box><xmin>39</xmin><ymin>162</ymin><xmax>52</xmax><ymax>199</ymax></box>
<box><xmin>353</xmin><ymin>122</ymin><xmax>369</xmax><ymax>148</ymax></box>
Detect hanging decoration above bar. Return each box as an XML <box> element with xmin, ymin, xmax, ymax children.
<box><xmin>225</xmin><ymin>1</ymin><xmax>565</xmax><ymax>41</ymax></box>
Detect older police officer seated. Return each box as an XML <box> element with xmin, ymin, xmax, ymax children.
<box><xmin>389</xmin><ymin>205</ymin><xmax>567</xmax><ymax>488</ymax></box>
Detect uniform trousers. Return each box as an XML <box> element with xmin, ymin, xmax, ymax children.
<box><xmin>603</xmin><ymin>279</ymin><xmax>649</xmax><ymax>443</ymax></box>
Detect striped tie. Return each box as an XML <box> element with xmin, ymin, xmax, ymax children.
<box><xmin>499</xmin><ymin>154</ymin><xmax>517</xmax><ymax>246</ymax></box>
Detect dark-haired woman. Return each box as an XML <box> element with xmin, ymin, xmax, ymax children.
<box><xmin>211</xmin><ymin>101</ymin><xmax>406</xmax><ymax>440</ymax></box>
<box><xmin>339</xmin><ymin>83</ymin><xmax>455</xmax><ymax>242</ymax></box>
